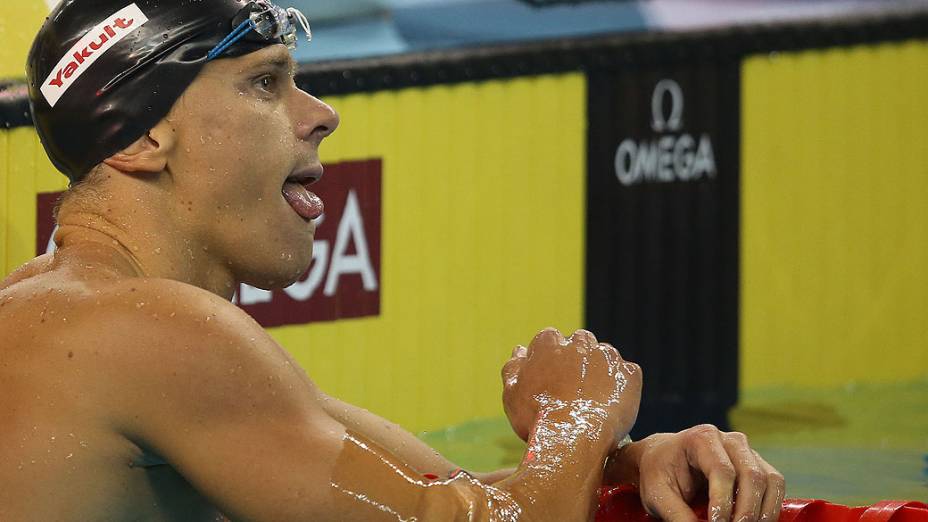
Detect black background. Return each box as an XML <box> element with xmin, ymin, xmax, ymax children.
<box><xmin>586</xmin><ymin>59</ymin><xmax>741</xmax><ymax>438</ymax></box>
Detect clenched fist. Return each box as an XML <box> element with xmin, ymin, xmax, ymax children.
<box><xmin>502</xmin><ymin>328</ymin><xmax>642</xmax><ymax>446</ymax></box>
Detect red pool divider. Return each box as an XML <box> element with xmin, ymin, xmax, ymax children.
<box><xmin>596</xmin><ymin>485</ymin><xmax>928</xmax><ymax>522</ymax></box>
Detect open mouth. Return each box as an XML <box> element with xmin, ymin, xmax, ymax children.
<box><xmin>282</xmin><ymin>168</ymin><xmax>324</xmax><ymax>221</ymax></box>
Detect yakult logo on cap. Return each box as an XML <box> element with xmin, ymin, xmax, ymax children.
<box><xmin>41</xmin><ymin>3</ymin><xmax>149</xmax><ymax>107</ymax></box>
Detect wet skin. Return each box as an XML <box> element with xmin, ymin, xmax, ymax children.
<box><xmin>0</xmin><ymin>44</ymin><xmax>784</xmax><ymax>521</ymax></box>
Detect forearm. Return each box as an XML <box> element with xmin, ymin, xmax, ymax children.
<box><xmin>488</xmin><ymin>401</ymin><xmax>619</xmax><ymax>520</ymax></box>
<box><xmin>319</xmin><ymin>394</ymin><xmax>527</xmax><ymax>486</ymax></box>
<box><xmin>331</xmin><ymin>402</ymin><xmax>620</xmax><ymax>521</ymax></box>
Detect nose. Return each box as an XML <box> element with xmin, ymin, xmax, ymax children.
<box><xmin>295</xmin><ymin>89</ymin><xmax>339</xmax><ymax>142</ymax></box>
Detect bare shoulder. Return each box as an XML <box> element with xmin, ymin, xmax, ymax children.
<box><xmin>2</xmin><ymin>272</ymin><xmax>272</xmax><ymax>361</ymax></box>
<box><xmin>68</xmin><ymin>277</ymin><xmax>310</xmax><ymax>391</ymax></box>
<box><xmin>77</xmin><ymin>276</ymin><xmax>263</xmax><ymax>345</ymax></box>
<box><xmin>81</xmin><ymin>278</ymin><xmax>319</xmax><ymax>426</ymax></box>
<box><xmin>0</xmin><ymin>274</ymin><xmax>332</xmax><ymax>521</ymax></box>
<box><xmin>1</xmin><ymin>272</ymin><xmax>318</xmax><ymax>433</ymax></box>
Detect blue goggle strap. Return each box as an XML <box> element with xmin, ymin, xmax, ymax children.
<box><xmin>206</xmin><ymin>6</ymin><xmax>311</xmax><ymax>62</ymax></box>
<box><xmin>207</xmin><ymin>18</ymin><xmax>257</xmax><ymax>61</ymax></box>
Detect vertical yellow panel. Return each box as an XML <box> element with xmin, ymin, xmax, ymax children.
<box><xmin>0</xmin><ymin>126</ymin><xmax>76</xmax><ymax>273</ymax></box>
<box><xmin>6</xmin><ymin>127</ymin><xmax>37</xmax><ymax>273</ymax></box>
<box><xmin>0</xmin><ymin>0</ymin><xmax>49</xmax><ymax>79</ymax></box>
<box><xmin>0</xmin><ymin>131</ymin><xmax>8</xmax><ymax>272</ymax></box>
<box><xmin>741</xmin><ymin>40</ymin><xmax>928</xmax><ymax>390</ymax></box>
<box><xmin>271</xmin><ymin>73</ymin><xmax>586</xmax><ymax>432</ymax></box>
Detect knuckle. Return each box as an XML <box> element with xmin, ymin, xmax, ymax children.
<box><xmin>769</xmin><ymin>471</ymin><xmax>786</xmax><ymax>489</ymax></box>
<box><xmin>641</xmin><ymin>492</ymin><xmax>663</xmax><ymax>517</ymax></box>
<box><xmin>622</xmin><ymin>361</ymin><xmax>642</xmax><ymax>377</ymax></box>
<box><xmin>747</xmin><ymin>469</ymin><xmax>767</xmax><ymax>487</ymax></box>
<box><xmin>532</xmin><ymin>327</ymin><xmax>561</xmax><ymax>345</ymax></box>
<box><xmin>572</xmin><ymin>328</ymin><xmax>596</xmax><ymax>339</ymax></box>
<box><xmin>568</xmin><ymin>329</ymin><xmax>598</xmax><ymax>348</ymax></box>
<box><xmin>726</xmin><ymin>431</ymin><xmax>750</xmax><ymax>445</ymax></box>
<box><xmin>716</xmin><ymin>462</ymin><xmax>737</xmax><ymax>481</ymax></box>
<box><xmin>688</xmin><ymin>423</ymin><xmax>720</xmax><ymax>440</ymax></box>
<box><xmin>501</xmin><ymin>360</ymin><xmax>520</xmax><ymax>379</ymax></box>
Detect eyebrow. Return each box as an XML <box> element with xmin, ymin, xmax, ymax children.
<box><xmin>248</xmin><ymin>54</ymin><xmax>296</xmax><ymax>75</ymax></box>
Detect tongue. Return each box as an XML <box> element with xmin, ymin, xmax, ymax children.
<box><xmin>282</xmin><ymin>181</ymin><xmax>324</xmax><ymax>220</ymax></box>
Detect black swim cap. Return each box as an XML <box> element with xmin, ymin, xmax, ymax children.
<box><xmin>27</xmin><ymin>0</ymin><xmax>306</xmax><ymax>184</ymax></box>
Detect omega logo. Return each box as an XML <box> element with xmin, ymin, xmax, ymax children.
<box><xmin>651</xmin><ymin>79</ymin><xmax>684</xmax><ymax>133</ymax></box>
<box><xmin>615</xmin><ymin>78</ymin><xmax>717</xmax><ymax>186</ymax></box>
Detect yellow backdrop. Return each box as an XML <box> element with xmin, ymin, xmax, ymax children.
<box><xmin>740</xmin><ymin>40</ymin><xmax>928</xmax><ymax>389</ymax></box>
<box><xmin>0</xmin><ymin>0</ymin><xmax>49</xmax><ymax>79</ymax></box>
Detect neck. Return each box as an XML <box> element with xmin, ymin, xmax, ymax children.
<box><xmin>55</xmin><ymin>206</ymin><xmax>238</xmax><ymax>300</ymax></box>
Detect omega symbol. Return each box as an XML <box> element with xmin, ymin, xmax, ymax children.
<box><xmin>650</xmin><ymin>79</ymin><xmax>684</xmax><ymax>133</ymax></box>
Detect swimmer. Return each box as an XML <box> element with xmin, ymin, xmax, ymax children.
<box><xmin>0</xmin><ymin>0</ymin><xmax>784</xmax><ymax>520</ymax></box>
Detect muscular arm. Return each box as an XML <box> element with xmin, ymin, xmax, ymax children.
<box><xmin>320</xmin><ymin>395</ymin><xmax>517</xmax><ymax>484</ymax></box>
<box><xmin>318</xmin><ymin>394</ymin><xmax>460</xmax><ymax>477</ymax></box>
<box><xmin>98</xmin><ymin>281</ymin><xmax>622</xmax><ymax>521</ymax></box>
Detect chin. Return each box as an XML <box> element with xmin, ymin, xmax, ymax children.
<box><xmin>239</xmin><ymin>255</ymin><xmax>313</xmax><ymax>290</ymax></box>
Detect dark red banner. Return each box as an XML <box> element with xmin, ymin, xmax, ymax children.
<box><xmin>36</xmin><ymin>158</ymin><xmax>382</xmax><ymax>328</ymax></box>
<box><xmin>235</xmin><ymin>159</ymin><xmax>382</xmax><ymax>326</ymax></box>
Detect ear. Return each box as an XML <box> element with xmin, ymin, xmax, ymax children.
<box><xmin>103</xmin><ymin>119</ymin><xmax>176</xmax><ymax>174</ymax></box>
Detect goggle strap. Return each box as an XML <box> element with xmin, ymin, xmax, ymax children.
<box><xmin>207</xmin><ymin>18</ymin><xmax>257</xmax><ymax>61</ymax></box>
<box><xmin>287</xmin><ymin>7</ymin><xmax>312</xmax><ymax>43</ymax></box>
<box><xmin>205</xmin><ymin>4</ymin><xmax>313</xmax><ymax>62</ymax></box>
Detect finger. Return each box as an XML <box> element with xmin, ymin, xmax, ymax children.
<box><xmin>599</xmin><ymin>342</ymin><xmax>625</xmax><ymax>361</ymax></box>
<box><xmin>753</xmin><ymin>451</ymin><xmax>785</xmax><ymax>522</ymax></box>
<box><xmin>722</xmin><ymin>432</ymin><xmax>766</xmax><ymax>522</ymax></box>
<box><xmin>567</xmin><ymin>329</ymin><xmax>598</xmax><ymax>350</ymax></box>
<box><xmin>684</xmin><ymin>425</ymin><xmax>736</xmax><ymax>522</ymax></box>
<box><xmin>530</xmin><ymin>327</ymin><xmax>565</xmax><ymax>349</ymax></box>
<box><xmin>598</xmin><ymin>342</ymin><xmax>622</xmax><ymax>371</ymax></box>
<box><xmin>501</xmin><ymin>357</ymin><xmax>523</xmax><ymax>387</ymax></box>
<box><xmin>618</xmin><ymin>360</ymin><xmax>642</xmax><ymax>392</ymax></box>
<box><xmin>642</xmin><ymin>483</ymin><xmax>700</xmax><ymax>522</ymax></box>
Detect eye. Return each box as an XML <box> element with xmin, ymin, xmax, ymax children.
<box><xmin>255</xmin><ymin>74</ymin><xmax>277</xmax><ymax>93</ymax></box>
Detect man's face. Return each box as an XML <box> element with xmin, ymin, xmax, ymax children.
<box><xmin>162</xmin><ymin>45</ymin><xmax>338</xmax><ymax>289</ymax></box>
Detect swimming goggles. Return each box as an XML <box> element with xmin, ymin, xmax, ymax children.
<box><xmin>207</xmin><ymin>0</ymin><xmax>312</xmax><ymax>61</ymax></box>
